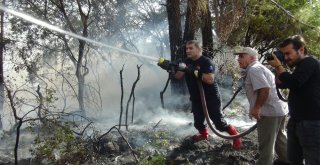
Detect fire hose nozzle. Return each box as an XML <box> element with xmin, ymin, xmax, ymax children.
<box><xmin>158</xmin><ymin>57</ymin><xmax>165</xmax><ymax>64</ymax></box>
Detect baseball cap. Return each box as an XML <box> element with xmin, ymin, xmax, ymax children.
<box><xmin>233</xmin><ymin>46</ymin><xmax>259</xmax><ymax>56</ymax></box>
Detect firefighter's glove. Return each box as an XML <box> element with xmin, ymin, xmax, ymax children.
<box><xmin>267</xmin><ymin>53</ymin><xmax>282</xmax><ymax>68</ymax></box>
<box><xmin>157</xmin><ymin>57</ymin><xmax>171</xmax><ymax>71</ymax></box>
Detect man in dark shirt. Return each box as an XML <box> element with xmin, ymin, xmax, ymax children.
<box><xmin>268</xmin><ymin>35</ymin><xmax>320</xmax><ymax>165</ymax></box>
<box><xmin>159</xmin><ymin>40</ymin><xmax>241</xmax><ymax>150</ymax></box>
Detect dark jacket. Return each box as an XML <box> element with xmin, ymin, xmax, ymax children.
<box><xmin>279</xmin><ymin>57</ymin><xmax>320</xmax><ymax>120</ymax></box>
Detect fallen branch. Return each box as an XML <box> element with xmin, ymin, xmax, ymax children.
<box><xmin>98</xmin><ymin>125</ymin><xmax>138</xmax><ymax>163</ymax></box>
<box><xmin>153</xmin><ymin>119</ymin><xmax>162</xmax><ymax>130</ymax></box>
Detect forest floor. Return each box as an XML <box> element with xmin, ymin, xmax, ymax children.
<box><xmin>85</xmin><ymin>124</ymin><xmax>259</xmax><ymax>165</ymax></box>
<box><xmin>1</xmin><ymin>124</ymin><xmax>259</xmax><ymax>165</ymax></box>
<box><xmin>0</xmin><ymin>88</ymin><xmax>258</xmax><ymax>165</ymax></box>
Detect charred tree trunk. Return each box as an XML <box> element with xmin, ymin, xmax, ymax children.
<box><xmin>201</xmin><ymin>0</ymin><xmax>214</xmax><ymax>59</ymax></box>
<box><xmin>166</xmin><ymin>0</ymin><xmax>186</xmax><ymax>96</ymax></box>
<box><xmin>119</xmin><ymin>65</ymin><xmax>124</xmax><ymax>130</ymax></box>
<box><xmin>76</xmin><ymin>38</ymin><xmax>88</xmax><ymax>116</ymax></box>
<box><xmin>75</xmin><ymin>0</ymin><xmax>91</xmax><ymax>116</ymax></box>
<box><xmin>183</xmin><ymin>0</ymin><xmax>200</xmax><ymax>42</ymax></box>
<box><xmin>0</xmin><ymin>0</ymin><xmax>5</xmax><ymax>130</ymax></box>
<box><xmin>167</xmin><ymin>0</ymin><xmax>183</xmax><ymax>60</ymax></box>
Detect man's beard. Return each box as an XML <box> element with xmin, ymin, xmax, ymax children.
<box><xmin>288</xmin><ymin>52</ymin><xmax>302</xmax><ymax>67</ymax></box>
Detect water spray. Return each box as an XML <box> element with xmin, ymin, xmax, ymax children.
<box><xmin>0</xmin><ymin>5</ymin><xmax>159</xmax><ymax>62</ymax></box>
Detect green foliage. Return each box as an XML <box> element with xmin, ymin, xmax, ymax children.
<box><xmin>138</xmin><ymin>131</ymin><xmax>170</xmax><ymax>165</ymax></box>
<box><xmin>227</xmin><ymin>0</ymin><xmax>320</xmax><ymax>57</ymax></box>
<box><xmin>31</xmin><ymin>123</ymin><xmax>88</xmax><ymax>164</ymax></box>
<box><xmin>295</xmin><ymin>1</ymin><xmax>320</xmax><ymax>58</ymax></box>
<box><xmin>44</xmin><ymin>88</ymin><xmax>58</xmax><ymax>103</ymax></box>
<box><xmin>148</xmin><ymin>153</ymin><xmax>166</xmax><ymax>165</ymax></box>
<box><xmin>150</xmin><ymin>131</ymin><xmax>170</xmax><ymax>149</ymax></box>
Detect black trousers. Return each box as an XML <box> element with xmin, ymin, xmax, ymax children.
<box><xmin>192</xmin><ymin>98</ymin><xmax>228</xmax><ymax>132</ymax></box>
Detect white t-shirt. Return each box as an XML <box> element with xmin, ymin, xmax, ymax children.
<box><xmin>244</xmin><ymin>61</ymin><xmax>288</xmax><ymax>116</ymax></box>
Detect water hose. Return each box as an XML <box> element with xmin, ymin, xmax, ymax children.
<box><xmin>197</xmin><ymin>80</ymin><xmax>257</xmax><ymax>139</ymax></box>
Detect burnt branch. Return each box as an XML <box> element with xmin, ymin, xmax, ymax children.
<box><xmin>119</xmin><ymin>64</ymin><xmax>125</xmax><ymax>130</ymax></box>
<box><xmin>97</xmin><ymin>125</ymin><xmax>138</xmax><ymax>162</ymax></box>
<box><xmin>153</xmin><ymin>119</ymin><xmax>162</xmax><ymax>130</ymax></box>
<box><xmin>222</xmin><ymin>86</ymin><xmax>243</xmax><ymax>111</ymax></box>
<box><xmin>6</xmin><ymin>87</ymin><xmax>21</xmax><ymax>165</ymax></box>
<box><xmin>160</xmin><ymin>75</ymin><xmax>171</xmax><ymax>109</ymax></box>
<box><xmin>131</xmin><ymin>92</ymin><xmax>135</xmax><ymax>124</ymax></box>
<box><xmin>5</xmin><ymin>84</ymin><xmax>44</xmax><ymax>165</ymax></box>
<box><xmin>125</xmin><ymin>64</ymin><xmax>142</xmax><ymax>129</ymax></box>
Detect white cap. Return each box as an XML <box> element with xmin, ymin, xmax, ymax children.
<box><xmin>233</xmin><ymin>46</ymin><xmax>259</xmax><ymax>56</ymax></box>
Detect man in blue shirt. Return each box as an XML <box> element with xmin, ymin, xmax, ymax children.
<box><xmin>159</xmin><ymin>40</ymin><xmax>241</xmax><ymax>150</ymax></box>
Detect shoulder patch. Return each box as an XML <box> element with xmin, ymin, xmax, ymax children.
<box><xmin>208</xmin><ymin>65</ymin><xmax>214</xmax><ymax>71</ymax></box>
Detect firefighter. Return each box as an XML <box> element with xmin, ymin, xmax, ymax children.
<box><xmin>158</xmin><ymin>40</ymin><xmax>241</xmax><ymax>150</ymax></box>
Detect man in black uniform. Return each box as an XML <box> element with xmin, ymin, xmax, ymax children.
<box><xmin>268</xmin><ymin>35</ymin><xmax>320</xmax><ymax>164</ymax></box>
<box><xmin>158</xmin><ymin>40</ymin><xmax>241</xmax><ymax>150</ymax></box>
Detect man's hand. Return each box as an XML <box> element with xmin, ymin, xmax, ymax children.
<box><xmin>178</xmin><ymin>63</ymin><xmax>202</xmax><ymax>79</ymax></box>
<box><xmin>267</xmin><ymin>54</ymin><xmax>286</xmax><ymax>76</ymax></box>
<box><xmin>157</xmin><ymin>57</ymin><xmax>171</xmax><ymax>71</ymax></box>
<box><xmin>249</xmin><ymin>107</ymin><xmax>261</xmax><ymax>120</ymax></box>
<box><xmin>267</xmin><ymin>53</ymin><xmax>282</xmax><ymax>68</ymax></box>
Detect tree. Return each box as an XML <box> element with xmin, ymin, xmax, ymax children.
<box><xmin>166</xmin><ymin>0</ymin><xmax>187</xmax><ymax>95</ymax></box>
<box><xmin>212</xmin><ymin>0</ymin><xmax>320</xmax><ymax>57</ymax></box>
<box><xmin>201</xmin><ymin>0</ymin><xmax>214</xmax><ymax>59</ymax></box>
<box><xmin>6</xmin><ymin>0</ymin><xmax>120</xmax><ymax>116</ymax></box>
<box><xmin>211</xmin><ymin>0</ymin><xmax>246</xmax><ymax>45</ymax></box>
<box><xmin>291</xmin><ymin>0</ymin><xmax>320</xmax><ymax>57</ymax></box>
<box><xmin>165</xmin><ymin>0</ymin><xmax>215</xmax><ymax>97</ymax></box>
<box><xmin>0</xmin><ymin>0</ymin><xmax>7</xmax><ymax>130</ymax></box>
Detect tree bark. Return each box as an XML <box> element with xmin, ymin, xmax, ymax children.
<box><xmin>0</xmin><ymin>0</ymin><xmax>6</xmax><ymax>130</ymax></box>
<box><xmin>183</xmin><ymin>0</ymin><xmax>200</xmax><ymax>42</ymax></box>
<box><xmin>166</xmin><ymin>0</ymin><xmax>186</xmax><ymax>96</ymax></box>
<box><xmin>201</xmin><ymin>0</ymin><xmax>214</xmax><ymax>59</ymax></box>
<box><xmin>166</xmin><ymin>0</ymin><xmax>183</xmax><ymax>61</ymax></box>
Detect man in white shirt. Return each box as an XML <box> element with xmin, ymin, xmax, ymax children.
<box><xmin>234</xmin><ymin>46</ymin><xmax>289</xmax><ymax>165</ymax></box>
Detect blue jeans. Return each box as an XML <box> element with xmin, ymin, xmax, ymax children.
<box><xmin>287</xmin><ymin>119</ymin><xmax>320</xmax><ymax>165</ymax></box>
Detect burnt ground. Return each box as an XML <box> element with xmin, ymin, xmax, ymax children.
<box><xmin>0</xmin><ymin>125</ymin><xmax>259</xmax><ymax>165</ymax></box>
<box><xmin>165</xmin><ymin>134</ymin><xmax>258</xmax><ymax>165</ymax></box>
<box><xmin>86</xmin><ymin>127</ymin><xmax>259</xmax><ymax>165</ymax></box>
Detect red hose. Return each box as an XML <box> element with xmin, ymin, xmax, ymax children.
<box><xmin>197</xmin><ymin>80</ymin><xmax>257</xmax><ymax>139</ymax></box>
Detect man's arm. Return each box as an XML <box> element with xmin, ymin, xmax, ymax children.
<box><xmin>250</xmin><ymin>87</ymin><xmax>270</xmax><ymax>120</ymax></box>
<box><xmin>279</xmin><ymin>58</ymin><xmax>317</xmax><ymax>89</ymax></box>
<box><xmin>267</xmin><ymin>53</ymin><xmax>286</xmax><ymax>85</ymax></box>
<box><xmin>274</xmin><ymin>65</ymin><xmax>286</xmax><ymax>78</ymax></box>
<box><xmin>202</xmin><ymin>73</ymin><xmax>214</xmax><ymax>84</ymax></box>
<box><xmin>174</xmin><ymin>70</ymin><xmax>185</xmax><ymax>80</ymax></box>
<box><xmin>200</xmin><ymin>57</ymin><xmax>215</xmax><ymax>84</ymax></box>
<box><xmin>273</xmin><ymin>65</ymin><xmax>287</xmax><ymax>88</ymax></box>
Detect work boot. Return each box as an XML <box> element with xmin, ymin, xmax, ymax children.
<box><xmin>192</xmin><ymin>128</ymin><xmax>209</xmax><ymax>141</ymax></box>
<box><xmin>227</xmin><ymin>125</ymin><xmax>242</xmax><ymax>150</ymax></box>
